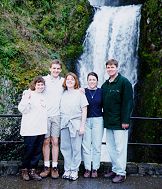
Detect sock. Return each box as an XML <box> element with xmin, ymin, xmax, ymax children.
<box><xmin>44</xmin><ymin>161</ymin><xmax>50</xmax><ymax>167</ymax></box>
<box><xmin>52</xmin><ymin>162</ymin><xmax>58</xmax><ymax>168</ymax></box>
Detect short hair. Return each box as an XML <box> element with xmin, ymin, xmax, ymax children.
<box><xmin>105</xmin><ymin>59</ymin><xmax>118</xmax><ymax>67</ymax></box>
<box><xmin>50</xmin><ymin>59</ymin><xmax>62</xmax><ymax>69</ymax></box>
<box><xmin>29</xmin><ymin>76</ymin><xmax>45</xmax><ymax>91</ymax></box>
<box><xmin>63</xmin><ymin>72</ymin><xmax>79</xmax><ymax>90</ymax></box>
<box><xmin>87</xmin><ymin>72</ymin><xmax>98</xmax><ymax>81</ymax></box>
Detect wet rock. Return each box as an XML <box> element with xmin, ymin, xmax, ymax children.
<box><xmin>126</xmin><ymin>162</ymin><xmax>138</xmax><ymax>175</ymax></box>
<box><xmin>138</xmin><ymin>163</ymin><xmax>159</xmax><ymax>176</ymax></box>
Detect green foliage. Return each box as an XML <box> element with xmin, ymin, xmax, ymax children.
<box><xmin>140</xmin><ymin>0</ymin><xmax>161</xmax><ymax>49</ymax></box>
<box><xmin>138</xmin><ymin>0</ymin><xmax>162</xmax><ymax>117</ymax></box>
<box><xmin>0</xmin><ymin>0</ymin><xmax>93</xmax><ymax>113</ymax></box>
<box><xmin>132</xmin><ymin>0</ymin><xmax>162</xmax><ymax>162</ymax></box>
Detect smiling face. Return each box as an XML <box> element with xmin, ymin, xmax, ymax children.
<box><xmin>35</xmin><ymin>82</ymin><xmax>45</xmax><ymax>93</ymax></box>
<box><xmin>66</xmin><ymin>75</ymin><xmax>76</xmax><ymax>89</ymax></box>
<box><xmin>87</xmin><ymin>75</ymin><xmax>98</xmax><ymax>89</ymax></box>
<box><xmin>106</xmin><ymin>64</ymin><xmax>118</xmax><ymax>78</ymax></box>
<box><xmin>49</xmin><ymin>63</ymin><xmax>62</xmax><ymax>78</ymax></box>
<box><xmin>63</xmin><ymin>72</ymin><xmax>79</xmax><ymax>90</ymax></box>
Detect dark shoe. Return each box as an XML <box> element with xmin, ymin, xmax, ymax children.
<box><xmin>83</xmin><ymin>170</ymin><xmax>91</xmax><ymax>178</ymax></box>
<box><xmin>112</xmin><ymin>175</ymin><xmax>126</xmax><ymax>183</ymax></box>
<box><xmin>91</xmin><ymin>170</ymin><xmax>98</xmax><ymax>178</ymax></box>
<box><xmin>104</xmin><ymin>171</ymin><xmax>116</xmax><ymax>179</ymax></box>
<box><xmin>40</xmin><ymin>166</ymin><xmax>51</xmax><ymax>178</ymax></box>
<box><xmin>21</xmin><ymin>168</ymin><xmax>30</xmax><ymax>181</ymax></box>
<box><xmin>29</xmin><ymin>169</ymin><xmax>42</xmax><ymax>181</ymax></box>
<box><xmin>51</xmin><ymin>167</ymin><xmax>59</xmax><ymax>179</ymax></box>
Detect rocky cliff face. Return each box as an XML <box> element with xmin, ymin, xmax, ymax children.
<box><xmin>132</xmin><ymin>0</ymin><xmax>162</xmax><ymax>163</ymax></box>
<box><xmin>137</xmin><ymin>0</ymin><xmax>161</xmax><ymax>117</ymax></box>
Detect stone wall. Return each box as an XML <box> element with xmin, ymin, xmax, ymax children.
<box><xmin>0</xmin><ymin>161</ymin><xmax>162</xmax><ymax>177</ymax></box>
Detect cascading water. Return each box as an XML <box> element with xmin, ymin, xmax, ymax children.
<box><xmin>89</xmin><ymin>0</ymin><xmax>140</xmax><ymax>7</ymax></box>
<box><xmin>78</xmin><ymin>5</ymin><xmax>141</xmax><ymax>88</ymax></box>
<box><xmin>77</xmin><ymin>2</ymin><xmax>142</xmax><ymax>161</ymax></box>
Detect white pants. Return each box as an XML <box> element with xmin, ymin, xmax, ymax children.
<box><xmin>82</xmin><ymin>117</ymin><xmax>104</xmax><ymax>170</ymax></box>
<box><xmin>61</xmin><ymin>128</ymin><xmax>83</xmax><ymax>171</ymax></box>
<box><xmin>106</xmin><ymin>129</ymin><xmax>128</xmax><ymax>176</ymax></box>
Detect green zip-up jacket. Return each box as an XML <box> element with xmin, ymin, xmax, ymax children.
<box><xmin>101</xmin><ymin>73</ymin><xmax>133</xmax><ymax>130</ymax></box>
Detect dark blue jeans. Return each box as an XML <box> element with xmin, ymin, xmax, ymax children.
<box><xmin>22</xmin><ymin>135</ymin><xmax>45</xmax><ymax>169</ymax></box>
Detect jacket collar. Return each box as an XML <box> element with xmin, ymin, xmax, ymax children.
<box><xmin>107</xmin><ymin>73</ymin><xmax>121</xmax><ymax>83</ymax></box>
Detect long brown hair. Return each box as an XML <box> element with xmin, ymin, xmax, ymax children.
<box><xmin>63</xmin><ymin>72</ymin><xmax>79</xmax><ymax>90</ymax></box>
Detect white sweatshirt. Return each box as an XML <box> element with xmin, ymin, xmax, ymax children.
<box><xmin>43</xmin><ymin>75</ymin><xmax>64</xmax><ymax>117</ymax></box>
<box><xmin>18</xmin><ymin>89</ymin><xmax>47</xmax><ymax>136</ymax></box>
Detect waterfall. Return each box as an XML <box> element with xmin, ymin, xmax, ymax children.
<box><xmin>77</xmin><ymin>5</ymin><xmax>141</xmax><ymax>88</ymax></box>
<box><xmin>89</xmin><ymin>0</ymin><xmax>106</xmax><ymax>6</ymax></box>
<box><xmin>89</xmin><ymin>0</ymin><xmax>140</xmax><ymax>6</ymax></box>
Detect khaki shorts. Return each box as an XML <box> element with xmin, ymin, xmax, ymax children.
<box><xmin>45</xmin><ymin>116</ymin><xmax>61</xmax><ymax>138</ymax></box>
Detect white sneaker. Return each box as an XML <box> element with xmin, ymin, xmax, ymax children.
<box><xmin>62</xmin><ymin>171</ymin><xmax>71</xmax><ymax>179</ymax></box>
<box><xmin>69</xmin><ymin>171</ymin><xmax>78</xmax><ymax>181</ymax></box>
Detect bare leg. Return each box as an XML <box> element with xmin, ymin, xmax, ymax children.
<box><xmin>40</xmin><ymin>137</ymin><xmax>51</xmax><ymax>178</ymax></box>
<box><xmin>51</xmin><ymin>136</ymin><xmax>59</xmax><ymax>163</ymax></box>
<box><xmin>42</xmin><ymin>137</ymin><xmax>51</xmax><ymax>161</ymax></box>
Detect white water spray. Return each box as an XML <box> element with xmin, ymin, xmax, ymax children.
<box><xmin>78</xmin><ymin>5</ymin><xmax>141</xmax><ymax>88</ymax></box>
